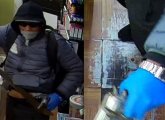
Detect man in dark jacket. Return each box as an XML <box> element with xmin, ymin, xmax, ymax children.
<box><xmin>0</xmin><ymin>1</ymin><xmax>83</xmax><ymax>120</ymax></box>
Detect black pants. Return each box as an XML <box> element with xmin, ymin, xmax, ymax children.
<box><xmin>6</xmin><ymin>96</ymin><xmax>49</xmax><ymax>120</ymax></box>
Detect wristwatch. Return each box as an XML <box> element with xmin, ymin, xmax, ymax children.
<box><xmin>139</xmin><ymin>60</ymin><xmax>165</xmax><ymax>82</ymax></box>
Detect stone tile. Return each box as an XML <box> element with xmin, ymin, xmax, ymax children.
<box><xmin>102</xmin><ymin>0</ymin><xmax>129</xmax><ymax>40</ymax></box>
<box><xmin>102</xmin><ymin>40</ymin><xmax>142</xmax><ymax>88</ymax></box>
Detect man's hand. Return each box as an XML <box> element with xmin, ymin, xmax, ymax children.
<box><xmin>47</xmin><ymin>93</ymin><xmax>62</xmax><ymax>111</ymax></box>
<box><xmin>119</xmin><ymin>68</ymin><xmax>165</xmax><ymax>119</ymax></box>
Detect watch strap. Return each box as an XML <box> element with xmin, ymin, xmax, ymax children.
<box><xmin>139</xmin><ymin>60</ymin><xmax>165</xmax><ymax>82</ymax></box>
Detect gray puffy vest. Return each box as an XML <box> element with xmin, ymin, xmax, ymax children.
<box><xmin>4</xmin><ymin>34</ymin><xmax>55</xmax><ymax>93</ymax></box>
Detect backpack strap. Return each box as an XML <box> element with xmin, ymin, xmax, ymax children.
<box><xmin>46</xmin><ymin>30</ymin><xmax>58</xmax><ymax>69</ymax></box>
<box><xmin>45</xmin><ymin>25</ymin><xmax>59</xmax><ymax>69</ymax></box>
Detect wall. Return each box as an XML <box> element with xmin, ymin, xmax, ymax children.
<box><xmin>0</xmin><ymin>0</ymin><xmax>15</xmax><ymax>25</ymax></box>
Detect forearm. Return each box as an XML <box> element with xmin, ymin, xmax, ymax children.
<box><xmin>55</xmin><ymin>35</ymin><xmax>83</xmax><ymax>98</ymax></box>
<box><xmin>56</xmin><ymin>60</ymin><xmax>83</xmax><ymax>98</ymax></box>
<box><xmin>144</xmin><ymin>10</ymin><xmax>165</xmax><ymax>67</ymax></box>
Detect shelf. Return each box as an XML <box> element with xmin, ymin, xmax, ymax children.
<box><xmin>61</xmin><ymin>0</ymin><xmax>84</xmax><ymax>47</ymax></box>
<box><xmin>64</xmin><ymin>29</ymin><xmax>83</xmax><ymax>42</ymax></box>
<box><xmin>64</xmin><ymin>5</ymin><xmax>84</xmax><ymax>25</ymax></box>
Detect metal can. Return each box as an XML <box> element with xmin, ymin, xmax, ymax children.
<box><xmin>69</xmin><ymin>95</ymin><xmax>84</xmax><ymax>119</ymax></box>
<box><xmin>94</xmin><ymin>87</ymin><xmax>132</xmax><ymax>120</ymax></box>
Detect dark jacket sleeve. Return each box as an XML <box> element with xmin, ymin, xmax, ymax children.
<box><xmin>53</xmin><ymin>33</ymin><xmax>83</xmax><ymax>98</ymax></box>
<box><xmin>144</xmin><ymin>11</ymin><xmax>165</xmax><ymax>67</ymax></box>
<box><xmin>0</xmin><ymin>24</ymin><xmax>9</xmax><ymax>48</ymax></box>
<box><xmin>125</xmin><ymin>0</ymin><xmax>165</xmax><ymax>55</ymax></box>
<box><xmin>0</xmin><ymin>24</ymin><xmax>17</xmax><ymax>53</ymax></box>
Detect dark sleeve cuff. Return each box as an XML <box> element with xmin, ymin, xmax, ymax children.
<box><xmin>144</xmin><ymin>52</ymin><xmax>165</xmax><ymax>67</ymax></box>
<box><xmin>55</xmin><ymin>89</ymin><xmax>67</xmax><ymax>99</ymax></box>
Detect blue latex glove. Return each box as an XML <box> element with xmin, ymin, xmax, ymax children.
<box><xmin>47</xmin><ymin>93</ymin><xmax>62</xmax><ymax>111</ymax></box>
<box><xmin>120</xmin><ymin>68</ymin><xmax>165</xmax><ymax>119</ymax></box>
